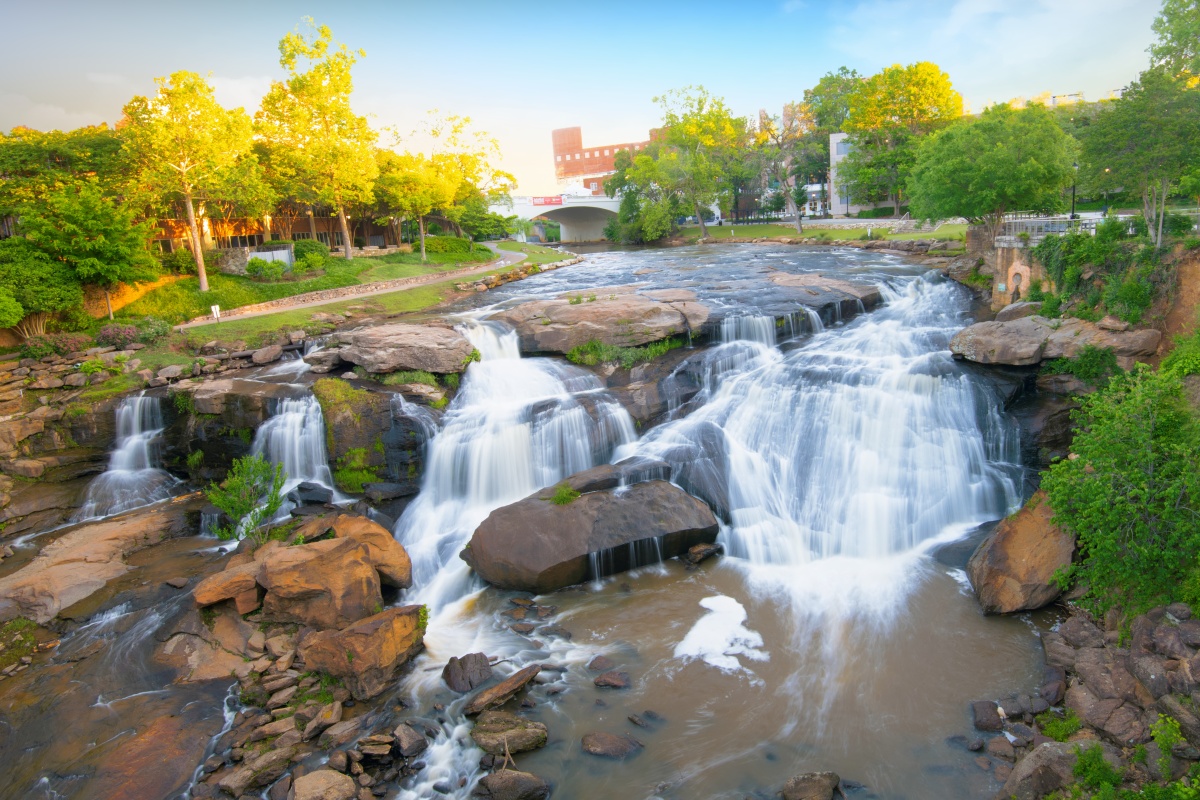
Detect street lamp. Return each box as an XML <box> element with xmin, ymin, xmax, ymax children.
<box><xmin>1103</xmin><ymin>167</ymin><xmax>1110</xmax><ymax>214</ymax></box>
<box><xmin>1070</xmin><ymin>162</ymin><xmax>1079</xmax><ymax>221</ymax></box>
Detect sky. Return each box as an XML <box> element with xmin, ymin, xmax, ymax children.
<box><xmin>0</xmin><ymin>0</ymin><xmax>1162</xmax><ymax>195</ymax></box>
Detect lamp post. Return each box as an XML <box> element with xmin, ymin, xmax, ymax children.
<box><xmin>1103</xmin><ymin>167</ymin><xmax>1110</xmax><ymax>215</ymax></box>
<box><xmin>1070</xmin><ymin>162</ymin><xmax>1079</xmax><ymax>221</ymax></box>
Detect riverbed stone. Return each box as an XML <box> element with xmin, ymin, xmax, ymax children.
<box><xmin>476</xmin><ymin>770</ymin><xmax>550</xmax><ymax>800</ymax></box>
<box><xmin>594</xmin><ymin>670</ymin><xmax>631</xmax><ymax>689</ymax></box>
<box><xmin>781</xmin><ymin>772</ymin><xmax>841</xmax><ymax>800</ymax></box>
<box><xmin>470</xmin><ymin>710</ymin><xmax>548</xmax><ymax>755</ymax></box>
<box><xmin>972</xmin><ymin>700</ymin><xmax>1003</xmax><ymax>732</ymax></box>
<box><xmin>443</xmin><ymin>652</ymin><xmax>492</xmax><ymax>692</ymax></box>
<box><xmin>967</xmin><ymin>491</ymin><xmax>1074</xmax><ymax>614</ymax></box>
<box><xmin>949</xmin><ymin>315</ymin><xmax>1161</xmax><ymax>367</ymax></box>
<box><xmin>251</xmin><ymin>345</ymin><xmax>284</xmax><ymax>365</ymax></box>
<box><xmin>293</xmin><ymin>769</ymin><xmax>356</xmax><ymax>800</ymax></box>
<box><xmin>464</xmin><ymin>665</ymin><xmax>542</xmax><ymax>716</ymax></box>
<box><xmin>581</xmin><ymin>731</ymin><xmax>643</xmax><ymax>758</ymax></box>
<box><xmin>463</xmin><ymin>477</ymin><xmax>719</xmax><ymax>594</ymax></box>
<box><xmin>298</xmin><ymin>605</ymin><xmax>425</xmax><ymax>700</ymax></box>
<box><xmin>329</xmin><ymin>323</ymin><xmax>475</xmax><ymax>374</ymax></box>
<box><xmin>998</xmin><ymin>741</ymin><xmax>1124</xmax><ymax>800</ymax></box>
<box><xmin>259</xmin><ymin>537</ymin><xmax>382</xmax><ymax>630</ymax></box>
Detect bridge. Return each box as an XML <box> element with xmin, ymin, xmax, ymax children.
<box><xmin>491</xmin><ymin>195</ymin><xmax>621</xmax><ymax>242</ymax></box>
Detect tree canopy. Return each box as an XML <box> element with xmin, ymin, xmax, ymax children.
<box><xmin>0</xmin><ymin>238</ymin><xmax>85</xmax><ymax>338</ymax></box>
<box><xmin>1150</xmin><ymin>0</ymin><xmax>1200</xmax><ymax>80</ymax></box>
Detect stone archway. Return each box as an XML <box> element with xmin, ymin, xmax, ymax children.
<box><xmin>1007</xmin><ymin>262</ymin><xmax>1031</xmax><ymax>304</ymax></box>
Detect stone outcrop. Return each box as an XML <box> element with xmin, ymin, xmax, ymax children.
<box><xmin>967</xmin><ymin>491</ymin><xmax>1075</xmax><ymax>614</ymax></box>
<box><xmin>470</xmin><ymin>710</ymin><xmax>548</xmax><ymax>755</ymax></box>
<box><xmin>766</xmin><ymin>272</ymin><xmax>883</xmax><ymax>310</ymax></box>
<box><xmin>0</xmin><ymin>494</ymin><xmax>203</xmax><ymax>623</ymax></box>
<box><xmin>463</xmin><ymin>465</ymin><xmax>719</xmax><ymax>593</ymax></box>
<box><xmin>258</xmin><ymin>538</ymin><xmax>382</xmax><ymax>630</ymax></box>
<box><xmin>464</xmin><ymin>665</ymin><xmax>542</xmax><ymax>716</ymax></box>
<box><xmin>998</xmin><ymin>741</ymin><xmax>1124</xmax><ymax>800</ymax></box>
<box><xmin>315</xmin><ymin>323</ymin><xmax>475</xmax><ymax>374</ymax></box>
<box><xmin>297</xmin><ymin>605</ymin><xmax>426</xmax><ymax>700</ymax></box>
<box><xmin>493</xmin><ymin>289</ymin><xmax>709</xmax><ymax>354</ymax></box>
<box><xmin>475</xmin><ymin>770</ymin><xmax>550</xmax><ymax>800</ymax></box>
<box><xmin>780</xmin><ymin>772</ymin><xmax>841</xmax><ymax>800</ymax></box>
<box><xmin>949</xmin><ymin>316</ymin><xmax>1161</xmax><ymax>367</ymax></box>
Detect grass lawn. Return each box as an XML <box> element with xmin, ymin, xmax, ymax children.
<box><xmin>497</xmin><ymin>241</ymin><xmax>570</xmax><ymax>266</ymax></box>
<box><xmin>679</xmin><ymin>222</ymin><xmax>966</xmax><ymax>242</ymax></box>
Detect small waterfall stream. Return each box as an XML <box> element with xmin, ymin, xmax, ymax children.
<box><xmin>249</xmin><ymin>395</ymin><xmax>338</xmax><ymax>494</ymax></box>
<box><xmin>73</xmin><ymin>393</ymin><xmax>177</xmax><ymax>522</ymax></box>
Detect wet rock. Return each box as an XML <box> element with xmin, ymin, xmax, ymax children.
<box><xmin>259</xmin><ymin>538</ymin><xmax>382</xmax><ymax>630</ymax></box>
<box><xmin>470</xmin><ymin>711</ymin><xmax>548</xmax><ymax>755</ymax></box>
<box><xmin>464</xmin><ymin>665</ymin><xmax>542</xmax><ymax>716</ymax></box>
<box><xmin>995</xmin><ymin>302</ymin><xmax>1042</xmax><ymax>322</ymax></box>
<box><xmin>581</xmin><ymin>731</ymin><xmax>643</xmax><ymax>758</ymax></box>
<box><xmin>463</xmin><ymin>478</ymin><xmax>719</xmax><ymax>594</ymax></box>
<box><xmin>998</xmin><ymin>741</ymin><xmax>1123</xmax><ymax>800</ymax></box>
<box><xmin>966</xmin><ymin>491</ymin><xmax>1074</xmax><ymax>614</ymax></box>
<box><xmin>293</xmin><ymin>769</ymin><xmax>357</xmax><ymax>800</ymax></box>
<box><xmin>780</xmin><ymin>771</ymin><xmax>841</xmax><ymax>800</ymax></box>
<box><xmin>766</xmin><ymin>271</ymin><xmax>884</xmax><ymax>310</ymax></box>
<box><xmin>298</xmin><ymin>605</ymin><xmax>425</xmax><ymax>700</ymax></box>
<box><xmin>252</xmin><ymin>345</ymin><xmax>284</xmax><ymax>365</ymax></box>
<box><xmin>249</xmin><ymin>715</ymin><xmax>297</xmax><ymax>742</ymax></box>
<box><xmin>329</xmin><ymin>514</ymin><xmax>413</xmax><ymax>589</ymax></box>
<box><xmin>476</xmin><ymin>770</ymin><xmax>550</xmax><ymax>800</ymax></box>
<box><xmin>165</xmin><ymin>576</ymin><xmax>189</xmax><ymax>589</ymax></box>
<box><xmin>684</xmin><ymin>542</ymin><xmax>722</xmax><ymax>565</ymax></box>
<box><xmin>443</xmin><ymin>652</ymin><xmax>492</xmax><ymax>693</ymax></box>
<box><xmin>587</xmin><ymin>655</ymin><xmax>616</xmax><ymax>672</ymax></box>
<box><xmin>193</xmin><ymin>561</ymin><xmax>260</xmax><ymax>607</ymax></box>
<box><xmin>394</xmin><ymin>722</ymin><xmax>428</xmax><ymax>758</ymax></box>
<box><xmin>972</xmin><ymin>700</ymin><xmax>1003</xmax><ymax>732</ymax></box>
<box><xmin>950</xmin><ymin>315</ymin><xmax>1161</xmax><ymax>367</ymax></box>
<box><xmin>329</xmin><ymin>323</ymin><xmax>475</xmax><ymax>374</ymax></box>
<box><xmin>218</xmin><ymin>747</ymin><xmax>297</xmax><ymax>796</ymax></box>
<box><xmin>302</xmin><ymin>702</ymin><xmax>344</xmax><ymax>742</ymax></box>
<box><xmin>304</xmin><ymin>348</ymin><xmax>345</xmax><ymax>374</ymax></box>
<box><xmin>1058</xmin><ymin>615</ymin><xmax>1106</xmax><ymax>649</ymax></box>
<box><xmin>594</xmin><ymin>670</ymin><xmax>631</xmax><ymax>689</ymax></box>
<box><xmin>289</xmin><ymin>481</ymin><xmax>334</xmax><ymax>506</ymax></box>
<box><xmin>987</xmin><ymin>736</ymin><xmax>1016</xmax><ymax>760</ymax></box>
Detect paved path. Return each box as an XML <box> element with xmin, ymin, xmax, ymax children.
<box><xmin>179</xmin><ymin>247</ymin><xmax>528</xmax><ymax>330</ymax></box>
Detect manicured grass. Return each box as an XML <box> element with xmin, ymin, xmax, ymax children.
<box><xmin>497</xmin><ymin>241</ymin><xmax>570</xmax><ymax>266</ymax></box>
<box><xmin>354</xmin><ymin>248</ymin><xmax>492</xmax><ymax>283</ymax></box>
<box><xmin>679</xmin><ymin>222</ymin><xmax>965</xmax><ymax>242</ymax></box>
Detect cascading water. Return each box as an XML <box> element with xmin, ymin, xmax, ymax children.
<box><xmin>73</xmin><ymin>393</ymin><xmax>177</xmax><ymax>522</ymax></box>
<box><xmin>249</xmin><ymin>395</ymin><xmax>338</xmax><ymax>494</ymax></box>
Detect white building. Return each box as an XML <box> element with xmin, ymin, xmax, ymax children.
<box><xmin>829</xmin><ymin>132</ymin><xmax>889</xmax><ymax>217</ymax></box>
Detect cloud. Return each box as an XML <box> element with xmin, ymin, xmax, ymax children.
<box><xmin>209</xmin><ymin>75</ymin><xmax>273</xmax><ymax>114</ymax></box>
<box><xmin>0</xmin><ymin>92</ymin><xmax>107</xmax><ymax>133</ymax></box>
<box><xmin>85</xmin><ymin>72</ymin><xmax>132</xmax><ymax>88</ymax></box>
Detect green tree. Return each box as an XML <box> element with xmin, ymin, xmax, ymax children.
<box><xmin>121</xmin><ymin>71</ymin><xmax>257</xmax><ymax>291</ymax></box>
<box><xmin>1080</xmin><ymin>68</ymin><xmax>1200</xmax><ymax>246</ymax></box>
<box><xmin>1150</xmin><ymin>0</ymin><xmax>1200</xmax><ymax>80</ymax></box>
<box><xmin>603</xmin><ymin>148</ymin><xmax>684</xmax><ymax>243</ymax></box>
<box><xmin>1044</xmin><ymin>366</ymin><xmax>1200</xmax><ymax>615</ymax></box>
<box><xmin>206</xmin><ymin>454</ymin><xmax>287</xmax><ymax>548</ymax></box>
<box><xmin>19</xmin><ymin>178</ymin><xmax>159</xmax><ymax>319</ymax></box>
<box><xmin>0</xmin><ymin>238</ymin><xmax>84</xmax><ymax>338</ymax></box>
<box><xmin>0</xmin><ymin>289</ymin><xmax>23</xmax><ymax>330</ymax></box>
<box><xmin>907</xmin><ymin>103</ymin><xmax>1076</xmax><ymax>240</ymax></box>
<box><xmin>256</xmin><ymin>19</ymin><xmax>377</xmax><ymax>261</ymax></box>
<box><xmin>841</xmin><ymin>62</ymin><xmax>963</xmax><ymax>214</ymax></box>
<box><xmin>757</xmin><ymin>104</ymin><xmax>814</xmax><ymax>232</ymax></box>
<box><xmin>795</xmin><ymin>67</ymin><xmax>862</xmax><ymax>188</ymax></box>
<box><xmin>0</xmin><ymin>125</ymin><xmax>124</xmax><ymax>219</ymax></box>
<box><xmin>373</xmin><ymin>150</ymin><xmax>456</xmax><ymax>261</ymax></box>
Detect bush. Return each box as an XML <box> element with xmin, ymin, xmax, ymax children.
<box><xmin>423</xmin><ymin>236</ymin><xmax>472</xmax><ymax>254</ymax></box>
<box><xmin>1041</xmin><ymin>345</ymin><xmax>1122</xmax><ymax>386</ymax></box>
<box><xmin>21</xmin><ymin>331</ymin><xmax>96</xmax><ymax>358</ymax></box>
<box><xmin>1045</xmin><ymin>366</ymin><xmax>1200</xmax><ymax>615</ymax></box>
<box><xmin>48</xmin><ymin>306</ymin><xmax>95</xmax><ymax>333</ymax></box>
<box><xmin>353</xmin><ymin>237</ymin><xmax>365</xmax><ymax>248</ymax></box>
<box><xmin>19</xmin><ymin>335</ymin><xmax>56</xmax><ymax>359</ymax></box>
<box><xmin>95</xmin><ymin>323</ymin><xmax>139</xmax><ymax>350</ymax></box>
<box><xmin>292</xmin><ymin>253</ymin><xmax>324</xmax><ymax>274</ymax></box>
<box><xmin>205</xmin><ymin>454</ymin><xmax>287</xmax><ymax>548</ymax></box>
<box><xmin>1152</xmin><ymin>715</ymin><xmax>1183</xmax><ymax>778</ymax></box>
<box><xmin>566</xmin><ymin>338</ymin><xmax>684</xmax><ymax>370</ymax></box>
<box><xmin>1167</xmin><ymin>213</ymin><xmax>1197</xmax><ymax>238</ymax></box>
<box><xmin>856</xmin><ymin>206</ymin><xmax>907</xmax><ymax>219</ymax></box>
<box><xmin>159</xmin><ymin>248</ymin><xmax>197</xmax><ymax>275</ymax></box>
<box><xmin>79</xmin><ymin>359</ymin><xmax>105</xmax><ymax>376</ymax></box>
<box><xmin>1036</xmin><ymin>709</ymin><xmax>1083</xmax><ymax>742</ymax></box>
<box><xmin>245</xmin><ymin>257</ymin><xmax>285</xmax><ymax>282</ymax></box>
<box><xmin>1163</xmin><ymin>332</ymin><xmax>1200</xmax><ymax>378</ymax></box>
<box><xmin>1073</xmin><ymin>743</ymin><xmax>1124</xmax><ymax>790</ymax></box>
<box><xmin>292</xmin><ymin>239</ymin><xmax>330</xmax><ymax>263</ymax></box>
<box><xmin>137</xmin><ymin>317</ymin><xmax>170</xmax><ymax>344</ymax></box>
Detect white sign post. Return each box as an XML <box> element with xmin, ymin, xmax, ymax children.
<box><xmin>211</xmin><ymin>305</ymin><xmax>221</xmax><ymax>322</ymax></box>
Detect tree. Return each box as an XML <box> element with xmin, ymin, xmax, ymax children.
<box><xmin>206</xmin><ymin>454</ymin><xmax>287</xmax><ymax>548</ymax></box>
<box><xmin>603</xmin><ymin>148</ymin><xmax>684</xmax><ymax>244</ymax></box>
<box><xmin>1150</xmin><ymin>0</ymin><xmax>1200</xmax><ymax>80</ymax></box>
<box><xmin>1080</xmin><ymin>68</ymin><xmax>1200</xmax><ymax>246</ymax></box>
<box><xmin>121</xmin><ymin>71</ymin><xmax>256</xmax><ymax>291</ymax></box>
<box><xmin>18</xmin><ymin>178</ymin><xmax>160</xmax><ymax>319</ymax></box>
<box><xmin>758</xmin><ymin>104</ymin><xmax>816</xmax><ymax>232</ymax></box>
<box><xmin>0</xmin><ymin>125</ymin><xmax>124</xmax><ymax>219</ymax></box>
<box><xmin>907</xmin><ymin>103</ymin><xmax>1077</xmax><ymax>241</ymax></box>
<box><xmin>654</xmin><ymin>86</ymin><xmax>749</xmax><ymax>238</ymax></box>
<box><xmin>0</xmin><ymin>238</ymin><xmax>84</xmax><ymax>338</ymax></box>
<box><xmin>840</xmin><ymin>62</ymin><xmax>963</xmax><ymax>214</ymax></box>
<box><xmin>373</xmin><ymin>150</ymin><xmax>456</xmax><ymax>261</ymax></box>
<box><xmin>795</xmin><ymin>67</ymin><xmax>862</xmax><ymax>188</ymax></box>
<box><xmin>256</xmin><ymin>19</ymin><xmax>377</xmax><ymax>261</ymax></box>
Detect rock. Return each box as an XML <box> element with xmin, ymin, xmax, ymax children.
<box><xmin>304</xmin><ymin>348</ymin><xmax>345</xmax><ymax>374</ymax></box>
<box><xmin>1</xmin><ymin>458</ymin><xmax>44</xmax><ymax>478</ymax></box>
<box><xmin>157</xmin><ymin>364</ymin><xmax>184</xmax><ymax>380</ymax></box>
<box><xmin>463</xmin><ymin>479</ymin><xmax>719</xmax><ymax>594</ymax></box>
<box><xmin>476</xmin><ymin>770</ymin><xmax>550</xmax><ymax>800</ymax></box>
<box><xmin>330</xmin><ymin>323</ymin><xmax>474</xmax><ymax>374</ymax></box>
<box><xmin>298</xmin><ymin>605</ymin><xmax>425</xmax><ymax>700</ymax></box>
<box><xmin>443</xmin><ymin>652</ymin><xmax>493</xmax><ymax>693</ymax></box>
<box><xmin>684</xmin><ymin>542</ymin><xmax>722</xmax><ymax>565</ymax></box>
<box><xmin>28</xmin><ymin>376</ymin><xmax>64</xmax><ymax>389</ymax></box>
<box><xmin>470</xmin><ymin>711</ymin><xmax>548</xmax><ymax>755</ymax></box>
<box><xmin>319</xmin><ymin>717</ymin><xmax>366</xmax><ymax>749</ymax></box>
<box><xmin>251</xmin><ymin>345</ymin><xmax>284</xmax><ymax>365</ymax></box>
<box><xmin>293</xmin><ymin>769</ymin><xmax>357</xmax><ymax>800</ymax></box>
<box><xmin>766</xmin><ymin>272</ymin><xmax>884</xmax><ymax>310</ymax></box>
<box><xmin>995</xmin><ymin>302</ymin><xmax>1043</xmax><ymax>322</ymax></box>
<box><xmin>972</xmin><ymin>700</ymin><xmax>1003</xmax><ymax>732</ymax></box>
<box><xmin>967</xmin><ymin>491</ymin><xmax>1074</xmax><ymax>614</ymax></box>
<box><xmin>288</xmin><ymin>330</ymin><xmax>307</xmax><ymax>344</ymax></box>
<box><xmin>987</xmin><ymin>736</ymin><xmax>1016</xmax><ymax>760</ymax></box>
<box><xmin>950</xmin><ymin>316</ymin><xmax>1161</xmax><ymax>367</ymax></box>
<box><xmin>288</xmin><ymin>481</ymin><xmax>334</xmax><ymax>506</ymax></box>
<box><xmin>218</xmin><ymin>747</ymin><xmax>296</xmax><ymax>797</ymax></box>
<box><xmin>63</xmin><ymin>372</ymin><xmax>89</xmax><ymax>387</ymax></box>
<box><xmin>259</xmin><ymin>538</ymin><xmax>382</xmax><ymax>630</ymax></box>
<box><xmin>393</xmin><ymin>722</ymin><xmax>428</xmax><ymax>757</ymax></box>
<box><xmin>464</xmin><ymin>665</ymin><xmax>542</xmax><ymax>716</ymax></box>
<box><xmin>192</xmin><ymin>561</ymin><xmax>260</xmax><ymax>607</ymax></box>
<box><xmin>581</xmin><ymin>731</ymin><xmax>642</xmax><ymax>758</ymax></box>
<box><xmin>1097</xmin><ymin>315</ymin><xmax>1130</xmax><ymax>332</ymax></box>
<box><xmin>998</xmin><ymin>741</ymin><xmax>1123</xmax><ymax>800</ymax></box>
<box><xmin>301</xmin><ymin>702</ymin><xmax>344</xmax><ymax>742</ymax></box>
<box><xmin>781</xmin><ymin>771</ymin><xmax>841</xmax><ymax>800</ymax></box>
<box><xmin>593</xmin><ymin>670</ymin><xmax>631</xmax><ymax>689</ymax></box>
<box><xmin>330</xmin><ymin>514</ymin><xmax>412</xmax><ymax>588</ymax></box>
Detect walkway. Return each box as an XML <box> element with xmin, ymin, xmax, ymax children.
<box><xmin>179</xmin><ymin>246</ymin><xmax>528</xmax><ymax>330</ymax></box>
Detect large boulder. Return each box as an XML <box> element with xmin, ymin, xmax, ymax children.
<box><xmin>298</xmin><ymin>605</ymin><xmax>425</xmax><ymax>700</ymax></box>
<box><xmin>493</xmin><ymin>290</ymin><xmax>708</xmax><ymax>354</ymax></box>
<box><xmin>470</xmin><ymin>710</ymin><xmax>548</xmax><ymax>755</ymax></box>
<box><xmin>781</xmin><ymin>772</ymin><xmax>841</xmax><ymax>800</ymax></box>
<box><xmin>476</xmin><ymin>771</ymin><xmax>550</xmax><ymax>800</ymax></box>
<box><xmin>462</xmin><ymin>477</ymin><xmax>719</xmax><ymax>593</ymax></box>
<box><xmin>258</xmin><ymin>537</ymin><xmax>382</xmax><ymax>630</ymax></box>
<box><xmin>950</xmin><ymin>316</ymin><xmax>1161</xmax><ymax>367</ymax></box>
<box><xmin>998</xmin><ymin>741</ymin><xmax>1124</xmax><ymax>800</ymax></box>
<box><xmin>293</xmin><ymin>769</ymin><xmax>356</xmax><ymax>800</ymax></box>
<box><xmin>328</xmin><ymin>323</ymin><xmax>474</xmax><ymax>374</ymax></box>
<box><xmin>967</xmin><ymin>491</ymin><xmax>1075</xmax><ymax>614</ymax></box>
<box><xmin>766</xmin><ymin>272</ymin><xmax>883</xmax><ymax>310</ymax></box>
<box><xmin>329</xmin><ymin>514</ymin><xmax>412</xmax><ymax>588</ymax></box>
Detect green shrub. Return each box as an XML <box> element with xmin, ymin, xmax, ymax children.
<box><xmin>159</xmin><ymin>248</ymin><xmax>197</xmax><ymax>274</ymax></box>
<box><xmin>566</xmin><ymin>338</ymin><xmax>684</xmax><ymax>370</ymax></box>
<box><xmin>549</xmin><ymin>483</ymin><xmax>580</xmax><ymax>505</ymax></box>
<box><xmin>443</xmin><ymin>372</ymin><xmax>460</xmax><ymax>390</ymax></box>
<box><xmin>1074</xmin><ymin>743</ymin><xmax>1124</xmax><ymax>790</ymax></box>
<box><xmin>1163</xmin><ymin>332</ymin><xmax>1200</xmax><ymax>378</ymax></box>
<box><xmin>1036</xmin><ymin>709</ymin><xmax>1083</xmax><ymax>742</ymax></box>
<box><xmin>1044</xmin><ymin>366</ymin><xmax>1200</xmax><ymax>615</ymax></box>
<box><xmin>1153</xmin><ymin>714</ymin><xmax>1184</xmax><ymax>778</ymax></box>
<box><xmin>245</xmin><ymin>258</ymin><xmax>285</xmax><ymax>282</ymax></box>
<box><xmin>172</xmin><ymin>390</ymin><xmax>195</xmax><ymax>415</ymax></box>
<box><xmin>1041</xmin><ymin>345</ymin><xmax>1121</xmax><ymax>386</ymax></box>
<box><xmin>292</xmin><ymin>239</ymin><xmax>330</xmax><ymax>263</ymax></box>
<box><xmin>423</xmin><ymin>235</ymin><xmax>472</xmax><ymax>254</ymax></box>
<box><xmin>332</xmin><ymin>447</ymin><xmax>379</xmax><ymax>494</ymax></box>
<box><xmin>1104</xmin><ymin>273</ymin><xmax>1154</xmax><ymax>324</ymax></box>
<box><xmin>79</xmin><ymin>359</ymin><xmax>105</xmax><ymax>376</ymax></box>
<box><xmin>1041</xmin><ymin>294</ymin><xmax>1063</xmax><ymax>318</ymax></box>
<box><xmin>19</xmin><ymin>335</ymin><xmax>56</xmax><ymax>359</ymax></box>
<box><xmin>292</xmin><ymin>253</ymin><xmax>324</xmax><ymax>274</ymax></box>
<box><xmin>1166</xmin><ymin>214</ymin><xmax>1197</xmax><ymax>238</ymax></box>
<box><xmin>206</xmin><ymin>454</ymin><xmax>287</xmax><ymax>547</ymax></box>
<box><xmin>186</xmin><ymin>450</ymin><xmax>204</xmax><ymax>471</ymax></box>
<box><xmin>137</xmin><ymin>317</ymin><xmax>171</xmax><ymax>344</ymax></box>
<box><xmin>380</xmin><ymin>370</ymin><xmax>438</xmax><ymax>387</ymax></box>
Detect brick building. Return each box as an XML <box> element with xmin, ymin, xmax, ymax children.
<box><xmin>552</xmin><ymin>126</ymin><xmax>652</xmax><ymax>195</ymax></box>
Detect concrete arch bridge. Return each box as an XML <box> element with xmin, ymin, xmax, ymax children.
<box><xmin>492</xmin><ymin>195</ymin><xmax>620</xmax><ymax>243</ymax></box>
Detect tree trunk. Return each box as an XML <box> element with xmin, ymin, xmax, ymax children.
<box><xmin>694</xmin><ymin>201</ymin><xmax>709</xmax><ymax>239</ymax></box>
<box><xmin>418</xmin><ymin>216</ymin><xmax>427</xmax><ymax>262</ymax></box>
<box><xmin>104</xmin><ymin>290</ymin><xmax>113</xmax><ymax>321</ymax></box>
<box><xmin>14</xmin><ymin>312</ymin><xmax>49</xmax><ymax>339</ymax></box>
<box><xmin>337</xmin><ymin>205</ymin><xmax>353</xmax><ymax>260</ymax></box>
<box><xmin>784</xmin><ymin>187</ymin><xmax>803</xmax><ymax>234</ymax></box>
<box><xmin>308</xmin><ymin>207</ymin><xmax>318</xmax><ymax>239</ymax></box>
<box><xmin>184</xmin><ymin>189</ymin><xmax>209</xmax><ymax>292</ymax></box>
<box><xmin>262</xmin><ymin>215</ymin><xmax>272</xmax><ymax>243</ymax></box>
<box><xmin>1156</xmin><ymin>178</ymin><xmax>1169</xmax><ymax>247</ymax></box>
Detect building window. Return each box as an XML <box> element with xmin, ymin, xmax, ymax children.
<box><xmin>576</xmin><ymin>153</ymin><xmax>581</xmax><ymax>159</ymax></box>
<box><xmin>316</xmin><ymin>232</ymin><xmax>331</xmax><ymax>246</ymax></box>
<box><xmin>603</xmin><ymin>149</ymin><xmax>609</xmax><ymax>156</ymax></box>
<box><xmin>556</xmin><ymin>156</ymin><xmax>562</xmax><ymax>162</ymax></box>
<box><xmin>836</xmin><ymin>140</ymin><xmax>852</xmax><ymax>156</ymax></box>
<box><xmin>590</xmin><ymin>182</ymin><xmax>598</xmax><ymax>190</ymax></box>
<box><xmin>293</xmin><ymin>232</ymin><xmax>313</xmax><ymax>240</ymax></box>
<box><xmin>216</xmin><ymin>234</ymin><xmax>263</xmax><ymax>248</ymax></box>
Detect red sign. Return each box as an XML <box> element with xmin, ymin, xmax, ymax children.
<box><xmin>531</xmin><ymin>196</ymin><xmax>564</xmax><ymax>206</ymax></box>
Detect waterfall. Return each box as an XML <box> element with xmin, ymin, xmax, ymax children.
<box><xmin>393</xmin><ymin>318</ymin><xmax>636</xmax><ymax>611</ymax></box>
<box><xmin>249</xmin><ymin>396</ymin><xmax>337</xmax><ymax>494</ymax></box>
<box><xmin>73</xmin><ymin>394</ymin><xmax>177</xmax><ymax>522</ymax></box>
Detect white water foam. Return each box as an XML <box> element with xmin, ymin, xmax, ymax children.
<box><xmin>674</xmin><ymin>595</ymin><xmax>768</xmax><ymax>679</ymax></box>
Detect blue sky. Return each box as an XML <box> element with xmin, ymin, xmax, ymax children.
<box><xmin>1</xmin><ymin>0</ymin><xmax>1161</xmax><ymax>194</ymax></box>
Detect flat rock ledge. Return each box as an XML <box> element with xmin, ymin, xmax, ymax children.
<box><xmin>304</xmin><ymin>322</ymin><xmax>475</xmax><ymax>375</ymax></box>
<box><xmin>949</xmin><ymin>315</ymin><xmax>1161</xmax><ymax>368</ymax></box>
